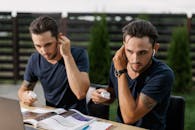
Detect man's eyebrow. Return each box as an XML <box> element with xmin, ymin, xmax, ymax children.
<box><xmin>45</xmin><ymin>42</ymin><xmax>52</xmax><ymax>45</ymax></box>
<box><xmin>35</xmin><ymin>42</ymin><xmax>52</xmax><ymax>46</ymax></box>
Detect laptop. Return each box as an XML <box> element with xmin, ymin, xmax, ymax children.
<box><xmin>0</xmin><ymin>97</ymin><xmax>36</xmax><ymax>130</ymax></box>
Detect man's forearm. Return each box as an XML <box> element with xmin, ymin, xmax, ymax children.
<box><xmin>118</xmin><ymin>74</ymin><xmax>137</xmax><ymax>124</ymax></box>
<box><xmin>63</xmin><ymin>54</ymin><xmax>90</xmax><ymax>99</ymax></box>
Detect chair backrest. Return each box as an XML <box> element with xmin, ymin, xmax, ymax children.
<box><xmin>86</xmin><ymin>83</ymin><xmax>110</xmax><ymax>119</ymax></box>
<box><xmin>165</xmin><ymin>95</ymin><xmax>185</xmax><ymax>130</ymax></box>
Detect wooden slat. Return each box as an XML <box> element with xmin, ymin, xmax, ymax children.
<box><xmin>1</xmin><ymin>12</ymin><xmax>195</xmax><ymax>84</ymax></box>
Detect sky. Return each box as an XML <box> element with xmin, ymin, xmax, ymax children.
<box><xmin>1</xmin><ymin>0</ymin><xmax>195</xmax><ymax>17</ymax></box>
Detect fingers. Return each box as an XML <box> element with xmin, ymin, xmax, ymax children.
<box><xmin>22</xmin><ymin>91</ymin><xmax>37</xmax><ymax>106</ymax></box>
<box><xmin>119</xmin><ymin>45</ymin><xmax>125</xmax><ymax>51</ymax></box>
<box><xmin>113</xmin><ymin>45</ymin><xmax>127</xmax><ymax>70</ymax></box>
<box><xmin>58</xmin><ymin>34</ymin><xmax>70</xmax><ymax>45</ymax></box>
<box><xmin>91</xmin><ymin>89</ymin><xmax>109</xmax><ymax>104</ymax></box>
<box><xmin>58</xmin><ymin>34</ymin><xmax>71</xmax><ymax>56</ymax></box>
<box><xmin>113</xmin><ymin>45</ymin><xmax>125</xmax><ymax>59</ymax></box>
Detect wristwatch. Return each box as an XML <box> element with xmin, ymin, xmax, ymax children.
<box><xmin>114</xmin><ymin>69</ymin><xmax>127</xmax><ymax>77</ymax></box>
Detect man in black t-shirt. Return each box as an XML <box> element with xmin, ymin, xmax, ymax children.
<box><xmin>91</xmin><ymin>19</ymin><xmax>174</xmax><ymax>130</ymax></box>
<box><xmin>18</xmin><ymin>16</ymin><xmax>90</xmax><ymax>114</ymax></box>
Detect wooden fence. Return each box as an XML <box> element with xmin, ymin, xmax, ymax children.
<box><xmin>66</xmin><ymin>13</ymin><xmax>195</xmax><ymax>84</ymax></box>
<box><xmin>0</xmin><ymin>12</ymin><xmax>13</xmax><ymax>82</ymax></box>
<box><xmin>0</xmin><ymin>12</ymin><xmax>62</xmax><ymax>83</ymax></box>
<box><xmin>66</xmin><ymin>13</ymin><xmax>188</xmax><ymax>58</ymax></box>
<box><xmin>0</xmin><ymin>12</ymin><xmax>195</xmax><ymax>84</ymax></box>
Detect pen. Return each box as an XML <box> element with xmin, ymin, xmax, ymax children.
<box><xmin>82</xmin><ymin>125</ymin><xmax>90</xmax><ymax>130</ymax></box>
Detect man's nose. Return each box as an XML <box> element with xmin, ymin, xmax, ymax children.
<box><xmin>40</xmin><ymin>47</ymin><xmax>47</xmax><ymax>54</ymax></box>
<box><xmin>132</xmin><ymin>53</ymin><xmax>139</xmax><ymax>63</ymax></box>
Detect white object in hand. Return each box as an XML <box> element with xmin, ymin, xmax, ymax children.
<box><xmin>28</xmin><ymin>91</ymin><xmax>37</xmax><ymax>99</ymax></box>
<box><xmin>100</xmin><ymin>91</ymin><xmax>110</xmax><ymax>99</ymax></box>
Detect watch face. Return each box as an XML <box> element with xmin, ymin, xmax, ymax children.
<box><xmin>114</xmin><ymin>69</ymin><xmax>127</xmax><ymax>77</ymax></box>
<box><xmin>114</xmin><ymin>70</ymin><xmax>120</xmax><ymax>77</ymax></box>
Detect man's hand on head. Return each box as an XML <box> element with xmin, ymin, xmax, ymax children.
<box><xmin>113</xmin><ymin>45</ymin><xmax>127</xmax><ymax>70</ymax></box>
<box><xmin>58</xmin><ymin>33</ymin><xmax>71</xmax><ymax>57</ymax></box>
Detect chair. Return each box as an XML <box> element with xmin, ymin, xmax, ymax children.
<box><xmin>165</xmin><ymin>96</ymin><xmax>185</xmax><ymax>130</ymax></box>
<box><xmin>86</xmin><ymin>83</ymin><xmax>110</xmax><ymax>119</ymax></box>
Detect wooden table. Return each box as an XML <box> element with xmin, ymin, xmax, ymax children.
<box><xmin>21</xmin><ymin>103</ymin><xmax>147</xmax><ymax>130</ymax></box>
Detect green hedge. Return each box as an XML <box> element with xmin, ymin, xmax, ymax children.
<box><xmin>88</xmin><ymin>15</ymin><xmax>111</xmax><ymax>85</ymax></box>
<box><xmin>167</xmin><ymin>26</ymin><xmax>192</xmax><ymax>92</ymax></box>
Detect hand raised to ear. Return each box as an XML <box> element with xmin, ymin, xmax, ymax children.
<box><xmin>113</xmin><ymin>45</ymin><xmax>127</xmax><ymax>70</ymax></box>
<box><xmin>58</xmin><ymin>33</ymin><xmax>71</xmax><ymax>57</ymax></box>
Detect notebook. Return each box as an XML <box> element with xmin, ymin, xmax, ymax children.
<box><xmin>0</xmin><ymin>96</ymin><xmax>36</xmax><ymax>130</ymax></box>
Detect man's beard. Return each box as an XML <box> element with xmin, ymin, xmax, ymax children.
<box><xmin>46</xmin><ymin>45</ymin><xmax>59</xmax><ymax>60</ymax></box>
<box><xmin>130</xmin><ymin>56</ymin><xmax>153</xmax><ymax>73</ymax></box>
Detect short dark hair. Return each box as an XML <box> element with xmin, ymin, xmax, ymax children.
<box><xmin>29</xmin><ymin>15</ymin><xmax>58</xmax><ymax>39</ymax></box>
<box><xmin>122</xmin><ymin>19</ymin><xmax>158</xmax><ymax>45</ymax></box>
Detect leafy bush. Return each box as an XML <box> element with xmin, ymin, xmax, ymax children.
<box><xmin>137</xmin><ymin>14</ymin><xmax>149</xmax><ymax>20</ymax></box>
<box><xmin>167</xmin><ymin>26</ymin><xmax>192</xmax><ymax>92</ymax></box>
<box><xmin>88</xmin><ymin>15</ymin><xmax>111</xmax><ymax>85</ymax></box>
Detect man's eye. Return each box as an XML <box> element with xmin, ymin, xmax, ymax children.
<box><xmin>127</xmin><ymin>50</ymin><xmax>133</xmax><ymax>55</ymax></box>
<box><xmin>45</xmin><ymin>44</ymin><xmax>49</xmax><ymax>48</ymax></box>
<box><xmin>139</xmin><ymin>52</ymin><xmax>147</xmax><ymax>55</ymax></box>
<box><xmin>45</xmin><ymin>43</ymin><xmax>52</xmax><ymax>48</ymax></box>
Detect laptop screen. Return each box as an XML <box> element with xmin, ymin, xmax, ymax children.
<box><xmin>0</xmin><ymin>97</ymin><xmax>36</xmax><ymax>130</ymax></box>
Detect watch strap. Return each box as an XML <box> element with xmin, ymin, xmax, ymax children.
<box><xmin>114</xmin><ymin>69</ymin><xmax>127</xmax><ymax>77</ymax></box>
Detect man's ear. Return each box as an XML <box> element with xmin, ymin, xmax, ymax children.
<box><xmin>153</xmin><ymin>43</ymin><xmax>160</xmax><ymax>54</ymax></box>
